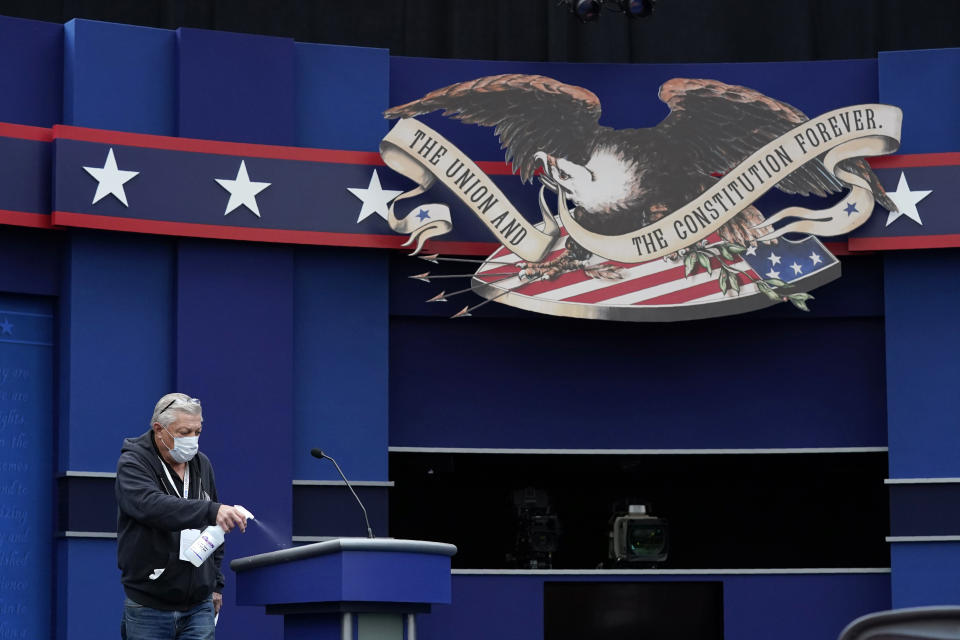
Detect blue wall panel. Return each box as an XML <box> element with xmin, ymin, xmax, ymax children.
<box><xmin>58</xmin><ymin>231</ymin><xmax>175</xmax><ymax>472</ymax></box>
<box><xmin>889</xmin><ymin>484</ymin><xmax>960</xmax><ymax>536</ymax></box>
<box><xmin>420</xmin><ymin>573</ymin><xmax>890</xmax><ymax>640</ymax></box>
<box><xmin>883</xmin><ymin>250</ymin><xmax>960</xmax><ymax>478</ymax></box>
<box><xmin>1</xmin><ymin>136</ymin><xmax>53</xmax><ymax>218</ymax></box>
<box><xmin>176</xmin><ymin>28</ymin><xmax>295</xmax><ymax>145</ymax></box>
<box><xmin>175</xmin><ymin>240</ymin><xmax>293</xmax><ymax>640</ymax></box>
<box><xmin>295</xmin><ymin>42</ymin><xmax>390</xmax><ymax>151</ymax></box>
<box><xmin>293</xmin><ymin>486</ymin><xmax>389</xmax><ymax>537</ymax></box>
<box><xmin>390</xmin><ymin>315</ymin><xmax>886</xmax><ymax>449</ymax></box>
<box><xmin>879</xmin><ymin>49</ymin><xmax>960</xmax><ymax>154</ymax></box>
<box><xmin>63</xmin><ymin>19</ymin><xmax>176</xmax><ymax>135</ymax></box>
<box><xmin>723</xmin><ymin>573</ymin><xmax>890</xmax><ymax>639</ymax></box>
<box><xmin>0</xmin><ymin>16</ymin><xmax>62</xmax><ymax>127</ymax></box>
<box><xmin>0</xmin><ymin>294</ymin><xmax>54</xmax><ymax>640</ymax></box>
<box><xmin>293</xmin><ymin>247</ymin><xmax>388</xmax><ymax>481</ymax></box>
<box><xmin>891</xmin><ymin>543</ymin><xmax>960</xmax><ymax>607</ymax></box>
<box><xmin>55</xmin><ymin>538</ymin><xmax>125</xmax><ymax>640</ymax></box>
<box><xmin>883</xmin><ymin>249</ymin><xmax>960</xmax><ymax>607</ymax></box>
<box><xmin>0</xmin><ymin>228</ymin><xmax>61</xmax><ymax>296</ymax></box>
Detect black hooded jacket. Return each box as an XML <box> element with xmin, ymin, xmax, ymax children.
<box><xmin>116</xmin><ymin>430</ymin><xmax>225</xmax><ymax>610</ymax></box>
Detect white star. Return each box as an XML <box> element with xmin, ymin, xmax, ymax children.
<box><xmin>885</xmin><ymin>172</ymin><xmax>931</xmax><ymax>227</ymax></box>
<box><xmin>83</xmin><ymin>148</ymin><xmax>139</xmax><ymax>207</ymax></box>
<box><xmin>0</xmin><ymin>318</ymin><xmax>12</xmax><ymax>335</ymax></box>
<box><xmin>348</xmin><ymin>170</ymin><xmax>403</xmax><ymax>223</ymax></box>
<box><xmin>765</xmin><ymin>269</ymin><xmax>780</xmax><ymax>279</ymax></box>
<box><xmin>767</xmin><ymin>252</ymin><xmax>781</xmax><ymax>266</ymax></box>
<box><xmin>215</xmin><ymin>161</ymin><xmax>270</xmax><ymax>218</ymax></box>
<box><xmin>790</xmin><ymin>262</ymin><xmax>803</xmax><ymax>275</ymax></box>
<box><xmin>809</xmin><ymin>252</ymin><xmax>822</xmax><ymax>266</ymax></box>
<box><xmin>745</xmin><ymin>245</ymin><xmax>758</xmax><ymax>256</ymax></box>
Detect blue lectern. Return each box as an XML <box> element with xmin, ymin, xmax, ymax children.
<box><xmin>230</xmin><ymin>538</ymin><xmax>457</xmax><ymax>640</ymax></box>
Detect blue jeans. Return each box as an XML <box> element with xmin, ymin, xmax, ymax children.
<box><xmin>121</xmin><ymin>597</ymin><xmax>215</xmax><ymax>640</ymax></box>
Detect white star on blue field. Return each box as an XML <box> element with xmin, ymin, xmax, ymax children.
<box><xmin>885</xmin><ymin>172</ymin><xmax>932</xmax><ymax>227</ymax></box>
<box><xmin>347</xmin><ymin>169</ymin><xmax>403</xmax><ymax>223</ymax></box>
<box><xmin>83</xmin><ymin>148</ymin><xmax>139</xmax><ymax>207</ymax></box>
<box><xmin>743</xmin><ymin>237</ymin><xmax>836</xmax><ymax>283</ymax></box>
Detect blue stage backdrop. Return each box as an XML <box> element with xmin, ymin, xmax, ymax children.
<box><xmin>0</xmin><ymin>294</ymin><xmax>54</xmax><ymax>640</ymax></box>
<box><xmin>421</xmin><ymin>572</ymin><xmax>891</xmax><ymax>640</ymax></box>
<box><xmin>0</xmin><ymin>13</ymin><xmax>959</xmax><ymax>640</ymax></box>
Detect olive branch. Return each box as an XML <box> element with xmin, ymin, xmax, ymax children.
<box><xmin>682</xmin><ymin>241</ymin><xmax>815</xmax><ymax>312</ymax></box>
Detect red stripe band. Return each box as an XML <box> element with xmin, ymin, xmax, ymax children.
<box><xmin>637</xmin><ymin>271</ymin><xmax>753</xmax><ymax>306</ymax></box>
<box><xmin>0</xmin><ymin>209</ymin><xmax>55</xmax><ymax>229</ymax></box>
<box><xmin>51</xmin><ymin>124</ymin><xmax>517</xmax><ymax>174</ymax></box>
<box><xmin>0</xmin><ymin>122</ymin><xmax>52</xmax><ymax>142</ymax></box>
<box><xmin>869</xmin><ymin>152</ymin><xmax>960</xmax><ymax>169</ymax></box>
<box><xmin>51</xmin><ymin>210</ymin><xmax>497</xmax><ymax>254</ymax></box>
<box><xmin>848</xmin><ymin>234</ymin><xmax>960</xmax><ymax>251</ymax></box>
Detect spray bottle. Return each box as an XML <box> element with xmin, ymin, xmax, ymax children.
<box><xmin>187</xmin><ymin>505</ymin><xmax>255</xmax><ymax>567</ymax></box>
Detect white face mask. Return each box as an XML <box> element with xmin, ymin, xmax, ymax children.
<box><xmin>162</xmin><ymin>426</ymin><xmax>199</xmax><ymax>463</ymax></box>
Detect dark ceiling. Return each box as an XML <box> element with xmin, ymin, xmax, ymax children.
<box><xmin>1</xmin><ymin>0</ymin><xmax>959</xmax><ymax>63</ymax></box>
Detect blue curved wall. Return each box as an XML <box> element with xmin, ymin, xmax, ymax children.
<box><xmin>0</xmin><ymin>13</ymin><xmax>958</xmax><ymax>640</ymax></box>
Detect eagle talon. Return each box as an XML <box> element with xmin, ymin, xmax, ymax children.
<box><xmin>517</xmin><ymin>252</ymin><xmax>623</xmax><ymax>282</ymax></box>
<box><xmin>584</xmin><ymin>264</ymin><xmax>626</xmax><ymax>280</ymax></box>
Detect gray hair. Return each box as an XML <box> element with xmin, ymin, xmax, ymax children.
<box><xmin>151</xmin><ymin>393</ymin><xmax>202</xmax><ymax>429</ymax></box>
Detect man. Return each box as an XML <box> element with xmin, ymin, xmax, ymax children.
<box><xmin>116</xmin><ymin>393</ymin><xmax>248</xmax><ymax>639</ymax></box>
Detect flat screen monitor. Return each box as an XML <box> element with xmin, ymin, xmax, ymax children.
<box><xmin>544</xmin><ymin>581</ymin><xmax>723</xmax><ymax>640</ymax></box>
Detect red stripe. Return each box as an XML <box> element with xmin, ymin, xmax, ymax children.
<box><xmin>869</xmin><ymin>153</ymin><xmax>960</xmax><ymax>169</ymax></box>
<box><xmin>823</xmin><ymin>240</ymin><xmax>856</xmax><ymax>255</ymax></box>
<box><xmin>52</xmin><ymin>124</ymin><xmax>518</xmax><ymax>175</ymax></box>
<box><xmin>560</xmin><ymin>263</ymin><xmax>686</xmax><ymax>304</ymax></box>
<box><xmin>53</xmin><ymin>125</ymin><xmax>386</xmax><ymax>165</ymax></box>
<box><xmin>52</xmin><ymin>210</ymin><xmax>496</xmax><ymax>253</ymax></box>
<box><xmin>513</xmin><ymin>256</ymin><xmax>639</xmax><ymax>297</ymax></box>
<box><xmin>489</xmin><ymin>246</ymin><xmax>513</xmax><ymax>260</ymax></box>
<box><xmin>637</xmin><ymin>271</ymin><xmax>753</xmax><ymax>306</ymax></box>
<box><xmin>0</xmin><ymin>122</ymin><xmax>52</xmax><ymax>142</ymax></box>
<box><xmin>476</xmin><ymin>160</ymin><xmax>519</xmax><ymax>175</ymax></box>
<box><xmin>558</xmin><ymin>256</ymin><xmax>743</xmax><ymax>305</ymax></box>
<box><xmin>848</xmin><ymin>234</ymin><xmax>960</xmax><ymax>251</ymax></box>
<box><xmin>0</xmin><ymin>209</ymin><xmax>54</xmax><ymax>229</ymax></box>
<box><xmin>31</xmin><ymin>122</ymin><xmax>960</xmax><ymax>171</ymax></box>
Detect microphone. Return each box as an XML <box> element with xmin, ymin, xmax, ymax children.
<box><xmin>310</xmin><ymin>448</ymin><xmax>374</xmax><ymax>539</ymax></box>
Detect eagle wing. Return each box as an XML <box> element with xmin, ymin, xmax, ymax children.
<box><xmin>655</xmin><ymin>78</ymin><xmax>894</xmax><ymax>209</ymax></box>
<box><xmin>384</xmin><ymin>74</ymin><xmax>604</xmax><ymax>182</ymax></box>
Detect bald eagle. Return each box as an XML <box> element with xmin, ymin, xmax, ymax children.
<box><xmin>385</xmin><ymin>75</ymin><xmax>895</xmax><ymax>278</ymax></box>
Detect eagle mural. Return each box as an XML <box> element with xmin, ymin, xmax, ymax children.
<box><xmin>385</xmin><ymin>74</ymin><xmax>897</xmax><ymax>280</ymax></box>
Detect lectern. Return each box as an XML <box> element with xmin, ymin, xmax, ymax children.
<box><xmin>230</xmin><ymin>538</ymin><xmax>457</xmax><ymax>640</ymax></box>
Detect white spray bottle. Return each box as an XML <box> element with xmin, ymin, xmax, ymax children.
<box><xmin>187</xmin><ymin>505</ymin><xmax>255</xmax><ymax>567</ymax></box>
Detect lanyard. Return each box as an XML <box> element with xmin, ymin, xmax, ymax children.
<box><xmin>158</xmin><ymin>457</ymin><xmax>190</xmax><ymax>499</ymax></box>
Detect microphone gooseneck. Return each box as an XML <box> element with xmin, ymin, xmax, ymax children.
<box><xmin>310</xmin><ymin>447</ymin><xmax>374</xmax><ymax>539</ymax></box>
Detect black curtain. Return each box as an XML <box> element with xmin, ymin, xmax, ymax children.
<box><xmin>1</xmin><ymin>0</ymin><xmax>959</xmax><ymax>63</ymax></box>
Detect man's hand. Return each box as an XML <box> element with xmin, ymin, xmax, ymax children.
<box><xmin>213</xmin><ymin>592</ymin><xmax>222</xmax><ymax>615</ymax></box>
<box><xmin>216</xmin><ymin>505</ymin><xmax>248</xmax><ymax>533</ymax></box>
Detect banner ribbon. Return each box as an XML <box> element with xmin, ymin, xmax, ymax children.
<box><xmin>380</xmin><ymin>105</ymin><xmax>901</xmax><ymax>263</ymax></box>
